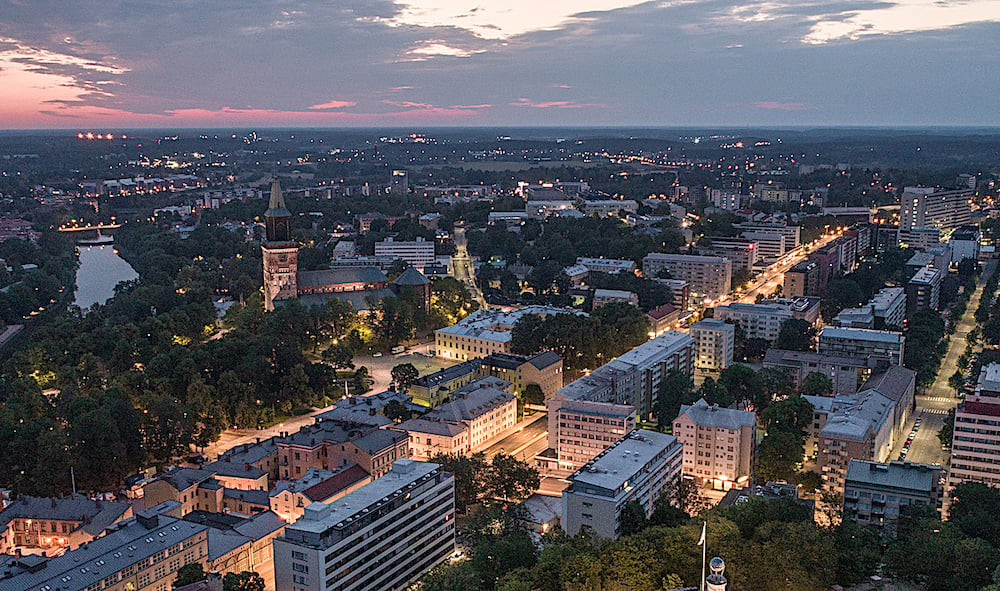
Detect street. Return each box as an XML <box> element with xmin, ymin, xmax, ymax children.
<box><xmin>895</xmin><ymin>259</ymin><xmax>996</xmax><ymax>466</ymax></box>
<box><xmin>452</xmin><ymin>226</ymin><xmax>487</xmax><ymax>308</ymax></box>
<box><xmin>481</xmin><ymin>411</ymin><xmax>548</xmax><ymax>460</ymax></box>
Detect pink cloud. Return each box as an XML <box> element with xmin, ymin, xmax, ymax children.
<box><xmin>754</xmin><ymin>101</ymin><xmax>811</xmax><ymax>111</ymax></box>
<box><xmin>307</xmin><ymin>100</ymin><xmax>357</xmax><ymax>110</ymax></box>
<box><xmin>510</xmin><ymin>98</ymin><xmax>604</xmax><ymax>109</ymax></box>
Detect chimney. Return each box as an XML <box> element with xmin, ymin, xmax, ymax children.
<box><xmin>244</xmin><ymin>463</ymin><xmax>250</xmax><ymax>472</ymax></box>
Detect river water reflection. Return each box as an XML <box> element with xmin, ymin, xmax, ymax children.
<box><xmin>73</xmin><ymin>242</ymin><xmax>139</xmax><ymax>310</ymax></box>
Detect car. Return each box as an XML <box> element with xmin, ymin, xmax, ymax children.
<box><xmin>373</xmin><ymin>352</ymin><xmax>383</xmax><ymax>357</ymax></box>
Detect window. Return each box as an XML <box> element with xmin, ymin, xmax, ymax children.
<box><xmin>293</xmin><ymin>563</ymin><xmax>309</xmax><ymax>573</ymax></box>
<box><xmin>292</xmin><ymin>551</ymin><xmax>307</xmax><ymax>560</ymax></box>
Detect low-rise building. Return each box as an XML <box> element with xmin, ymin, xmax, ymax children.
<box><xmin>542</xmin><ymin>396</ymin><xmax>637</xmax><ymax>471</ymax></box>
<box><xmin>410</xmin><ymin>359</ymin><xmax>480</xmax><ymax>407</ymax></box>
<box><xmin>719</xmin><ymin>482</ymin><xmax>815</xmax><ymax>516</ymax></box>
<box><xmin>642</xmin><ymin>254</ymin><xmax>732</xmax><ymax>299</ymax></box>
<box><xmin>593</xmin><ymin>288</ymin><xmax>639</xmax><ymax>308</ymax></box>
<box><xmin>654</xmin><ymin>279</ymin><xmax>691</xmax><ymax>310</ymax></box>
<box><xmin>759</xmin><ymin>296</ymin><xmax>822</xmax><ymax>324</ymax></box>
<box><xmin>273</xmin><ymin>460</ymin><xmax>455</xmax><ymax>591</ymax></box>
<box><xmin>182</xmin><ymin>509</ymin><xmax>285</xmax><ymax>582</ymax></box>
<box><xmin>580</xmin><ymin>199</ymin><xmax>639</xmax><ymax>217</ymax></box>
<box><xmin>690</xmin><ymin>318</ymin><xmax>735</xmax><ymax>371</ymax></box>
<box><xmin>268</xmin><ymin>465</ymin><xmax>371</xmax><ymax>523</ymax></box>
<box><xmin>0</xmin><ymin>496</ymin><xmax>132</xmax><ymax>555</ymax></box>
<box><xmin>575</xmin><ymin>257</ymin><xmax>637</xmax><ymax>275</ymax></box>
<box><xmin>647</xmin><ymin>303</ymin><xmax>681</xmax><ymax>337</ymax></box>
<box><xmin>217</xmin><ymin>436</ymin><xmax>281</xmax><ymax>484</ymax></box>
<box><xmin>142</xmin><ymin>465</ymin><xmax>270</xmax><ymax>517</ymax></box>
<box><xmin>673</xmin><ymin>399</ymin><xmax>755</xmax><ymax>490</ymax></box>
<box><xmin>844</xmin><ymin>460</ymin><xmax>942</xmax><ymax>536</ymax></box>
<box><xmin>398</xmin><ymin>377</ymin><xmax>518</xmax><ymax>460</ymax></box>
<box><xmin>818</xmin><ymin>326</ymin><xmax>905</xmax><ymax>366</ymax></box>
<box><xmin>0</xmin><ymin>503</ymin><xmax>208</xmax><ymax>591</ymax></box>
<box><xmin>434</xmin><ymin>305</ymin><xmax>585</xmax><ymax>361</ymax></box>
<box><xmin>740</xmin><ymin>231</ymin><xmax>788</xmax><ymax>258</ymax></box>
<box><xmin>561</xmin><ymin>430</ymin><xmax>683</xmax><ymax>539</ymax></box>
<box><xmin>476</xmin><ymin>351</ymin><xmax>564</xmax><ymax>399</ymax></box>
<box><xmin>832</xmin><ymin>306</ymin><xmax>875</xmax><ymax>329</ymax></box>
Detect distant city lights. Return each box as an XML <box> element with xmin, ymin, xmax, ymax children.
<box><xmin>77</xmin><ymin>132</ymin><xmax>125</xmax><ymax>141</ymax></box>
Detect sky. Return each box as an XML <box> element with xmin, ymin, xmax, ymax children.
<box><xmin>1</xmin><ymin>0</ymin><xmax>999</xmax><ymax>128</ymax></box>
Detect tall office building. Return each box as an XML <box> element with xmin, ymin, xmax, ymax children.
<box><xmin>274</xmin><ymin>459</ymin><xmax>455</xmax><ymax>591</ymax></box>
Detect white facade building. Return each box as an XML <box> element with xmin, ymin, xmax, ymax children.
<box><xmin>561</xmin><ymin>430</ymin><xmax>683</xmax><ymax>539</ymax></box>
<box><xmin>870</xmin><ymin>287</ymin><xmax>907</xmax><ymax>328</ymax></box>
<box><xmin>435</xmin><ymin>305</ymin><xmax>584</xmax><ymax>360</ymax></box>
<box><xmin>714</xmin><ymin>302</ymin><xmax>792</xmax><ymax>342</ymax></box>
<box><xmin>273</xmin><ymin>459</ymin><xmax>455</xmax><ymax>591</ymax></box>
<box><xmin>899</xmin><ymin>187</ymin><xmax>973</xmax><ymax>238</ymax></box>
<box><xmin>948</xmin><ymin>364</ymin><xmax>1000</xmax><ymax>502</ymax></box>
<box><xmin>690</xmin><ymin>318</ymin><xmax>735</xmax><ymax>371</ymax></box>
<box><xmin>374</xmin><ymin>237</ymin><xmax>436</xmax><ymax>268</ymax></box>
<box><xmin>818</xmin><ymin>327</ymin><xmax>905</xmax><ymax>366</ymax></box>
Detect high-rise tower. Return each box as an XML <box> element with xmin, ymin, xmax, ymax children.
<box><xmin>262</xmin><ymin>179</ymin><xmax>298</xmax><ymax>311</ymax></box>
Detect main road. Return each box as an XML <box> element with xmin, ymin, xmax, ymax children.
<box><xmin>452</xmin><ymin>225</ymin><xmax>487</xmax><ymax>308</ymax></box>
<box><xmin>893</xmin><ymin>259</ymin><xmax>996</xmax><ymax>467</ymax></box>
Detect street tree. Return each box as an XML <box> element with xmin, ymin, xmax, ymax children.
<box><xmin>391</xmin><ymin>363</ymin><xmax>420</xmax><ymax>391</ymax></box>
<box><xmin>774</xmin><ymin>318</ymin><xmax>817</xmax><ymax>351</ymax></box>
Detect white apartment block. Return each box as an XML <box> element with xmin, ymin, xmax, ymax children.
<box><xmin>733</xmin><ymin>222</ymin><xmax>801</xmax><ymax>249</ymax></box>
<box><xmin>689</xmin><ymin>318</ymin><xmax>735</xmax><ymax>371</ymax></box>
<box><xmin>948</xmin><ymin>364</ymin><xmax>1000</xmax><ymax>499</ymax></box>
<box><xmin>673</xmin><ymin>399</ymin><xmax>756</xmax><ymax>490</ymax></box>
<box><xmin>906</xmin><ymin>265</ymin><xmax>942</xmax><ymax>316</ymax></box>
<box><xmin>545</xmin><ymin>396</ymin><xmax>637</xmax><ymax>471</ymax></box>
<box><xmin>870</xmin><ymin>287</ymin><xmax>907</xmax><ymax>328</ymax></box>
<box><xmin>434</xmin><ymin>305</ymin><xmax>584</xmax><ymax>360</ymax></box>
<box><xmin>899</xmin><ymin>187</ymin><xmax>973</xmax><ymax>235</ymax></box>
<box><xmin>374</xmin><ymin>237</ymin><xmax>436</xmax><ymax>268</ymax></box>
<box><xmin>714</xmin><ymin>302</ymin><xmax>792</xmax><ymax>342</ymax></box>
<box><xmin>561</xmin><ymin>430</ymin><xmax>683</xmax><ymax>539</ymax></box>
<box><xmin>818</xmin><ymin>327</ymin><xmax>905</xmax><ymax>366</ymax></box>
<box><xmin>593</xmin><ymin>288</ymin><xmax>639</xmax><ymax>308</ymax></box>
<box><xmin>274</xmin><ymin>459</ymin><xmax>455</xmax><ymax>591</ymax></box>
<box><xmin>642</xmin><ymin>253</ymin><xmax>732</xmax><ymax>299</ymax></box>
<box><xmin>740</xmin><ymin>231</ymin><xmax>788</xmax><ymax>258</ymax></box>
<box><xmin>576</xmin><ymin>257</ymin><xmax>637</xmax><ymax>275</ymax></box>
<box><xmin>555</xmin><ymin>331</ymin><xmax>695</xmax><ymax>417</ymax></box>
<box><xmin>699</xmin><ymin>238</ymin><xmax>758</xmax><ymax>272</ymax></box>
<box><xmin>581</xmin><ymin>200</ymin><xmax>639</xmax><ymax>217</ymax></box>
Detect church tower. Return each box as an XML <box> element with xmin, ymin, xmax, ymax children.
<box><xmin>262</xmin><ymin>179</ymin><xmax>298</xmax><ymax>311</ymax></box>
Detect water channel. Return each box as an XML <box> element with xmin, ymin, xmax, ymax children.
<box><xmin>73</xmin><ymin>238</ymin><xmax>139</xmax><ymax>310</ymax></box>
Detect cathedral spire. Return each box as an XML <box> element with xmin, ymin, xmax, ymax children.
<box><xmin>263</xmin><ymin>178</ymin><xmax>292</xmax><ymax>243</ymax></box>
<box><xmin>265</xmin><ymin>178</ymin><xmax>291</xmax><ymax>218</ymax></box>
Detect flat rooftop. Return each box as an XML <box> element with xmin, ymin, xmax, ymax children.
<box><xmin>567</xmin><ymin>430</ymin><xmax>679</xmax><ymax>493</ymax></box>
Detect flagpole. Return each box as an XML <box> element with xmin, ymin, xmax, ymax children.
<box><xmin>700</xmin><ymin>521</ymin><xmax>707</xmax><ymax>591</ymax></box>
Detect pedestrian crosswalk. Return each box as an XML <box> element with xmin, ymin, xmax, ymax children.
<box><xmin>921</xmin><ymin>396</ymin><xmax>958</xmax><ymax>404</ymax></box>
<box><xmin>921</xmin><ymin>408</ymin><xmax>949</xmax><ymax>415</ymax></box>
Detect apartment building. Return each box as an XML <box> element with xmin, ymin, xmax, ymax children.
<box><xmin>673</xmin><ymin>399</ymin><xmax>756</xmax><ymax>490</ymax></box>
<box><xmin>818</xmin><ymin>326</ymin><xmax>905</xmax><ymax>366</ymax></box>
<box><xmin>814</xmin><ymin>390</ymin><xmax>897</xmax><ymax>492</ymax></box>
<box><xmin>273</xmin><ymin>460</ymin><xmax>455</xmax><ymax>591</ymax></box>
<box><xmin>654</xmin><ymin>278</ymin><xmax>691</xmax><ymax>309</ymax></box>
<box><xmin>642</xmin><ymin>254</ymin><xmax>732</xmax><ymax>299</ymax></box>
<box><xmin>948</xmin><ymin>363</ymin><xmax>1000</xmax><ymax>497</ymax></box>
<box><xmin>268</xmin><ymin>466</ymin><xmax>371</xmax><ymax>523</ymax></box>
<box><xmin>142</xmin><ymin>464</ymin><xmax>270</xmax><ymax>518</ymax></box>
<box><xmin>784</xmin><ymin>260</ymin><xmax>820</xmax><ymax>297</ymax></box>
<box><xmin>271</xmin><ymin>419</ymin><xmax>409</xmax><ymax>481</ymax></box>
<box><xmin>714</xmin><ymin>302</ymin><xmax>792</xmax><ymax>342</ymax></box>
<box><xmin>475</xmin><ymin>351</ymin><xmax>564</xmax><ymax>398</ymax></box>
<box><xmin>0</xmin><ymin>496</ymin><xmax>132</xmax><ymax>555</ymax></box>
<box><xmin>542</xmin><ymin>396</ymin><xmax>637</xmax><ymax>471</ymax></box>
<box><xmin>410</xmin><ymin>359</ymin><xmax>480</xmax><ymax>407</ymax></box>
<box><xmin>763</xmin><ymin>349</ymin><xmax>875</xmax><ymax>396</ymax></box>
<box><xmin>373</xmin><ymin>237</ymin><xmax>435</xmax><ymax>268</ymax></box>
<box><xmin>832</xmin><ymin>307</ymin><xmax>875</xmax><ymax>329</ymax></box>
<box><xmin>398</xmin><ymin>377</ymin><xmax>517</xmax><ymax>460</ymax></box>
<box><xmin>870</xmin><ymin>287</ymin><xmax>907</xmax><ymax>328</ymax></box>
<box><xmin>690</xmin><ymin>318</ymin><xmax>735</xmax><ymax>371</ymax></box>
<box><xmin>561</xmin><ymin>430</ymin><xmax>683</xmax><ymax>539</ymax></box>
<box><xmin>740</xmin><ymin>231</ymin><xmax>788</xmax><ymax>258</ymax></box>
<box><xmin>899</xmin><ymin>187</ymin><xmax>973</xmax><ymax>239</ymax></box>
<box><xmin>575</xmin><ymin>257</ymin><xmax>637</xmax><ymax>275</ymax></box>
<box><xmin>843</xmin><ymin>460</ymin><xmax>942</xmax><ymax>536</ymax></box>
<box><xmin>217</xmin><ymin>436</ymin><xmax>282</xmax><ymax>483</ymax></box>
<box><xmin>434</xmin><ymin>305</ymin><xmax>584</xmax><ymax>361</ymax></box>
<box><xmin>950</xmin><ymin>225</ymin><xmax>981</xmax><ymax>262</ymax></box>
<box><xmin>555</xmin><ymin>331</ymin><xmax>695</xmax><ymax>417</ymax></box>
<box><xmin>906</xmin><ymin>265</ymin><xmax>942</xmax><ymax>317</ymax></box>
<box><xmin>699</xmin><ymin>238</ymin><xmax>758</xmax><ymax>272</ymax></box>
<box><xmin>593</xmin><ymin>288</ymin><xmax>639</xmax><ymax>308</ymax></box>
<box><xmin>733</xmin><ymin>221</ymin><xmax>801</xmax><ymax>249</ymax></box>
<box><xmin>0</xmin><ymin>504</ymin><xmax>209</xmax><ymax>591</ymax></box>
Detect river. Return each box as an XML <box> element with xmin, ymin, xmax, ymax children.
<box><xmin>73</xmin><ymin>241</ymin><xmax>139</xmax><ymax>310</ymax></box>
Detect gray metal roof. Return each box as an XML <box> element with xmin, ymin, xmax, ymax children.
<box><xmin>0</xmin><ymin>495</ymin><xmax>132</xmax><ymax>537</ymax></box>
<box><xmin>676</xmin><ymin>398</ymin><xmax>755</xmax><ymax>429</ymax></box>
<box><xmin>297</xmin><ymin>267</ymin><xmax>389</xmax><ymax>287</ymax></box>
<box><xmin>845</xmin><ymin>460</ymin><xmax>939</xmax><ymax>493</ymax></box>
